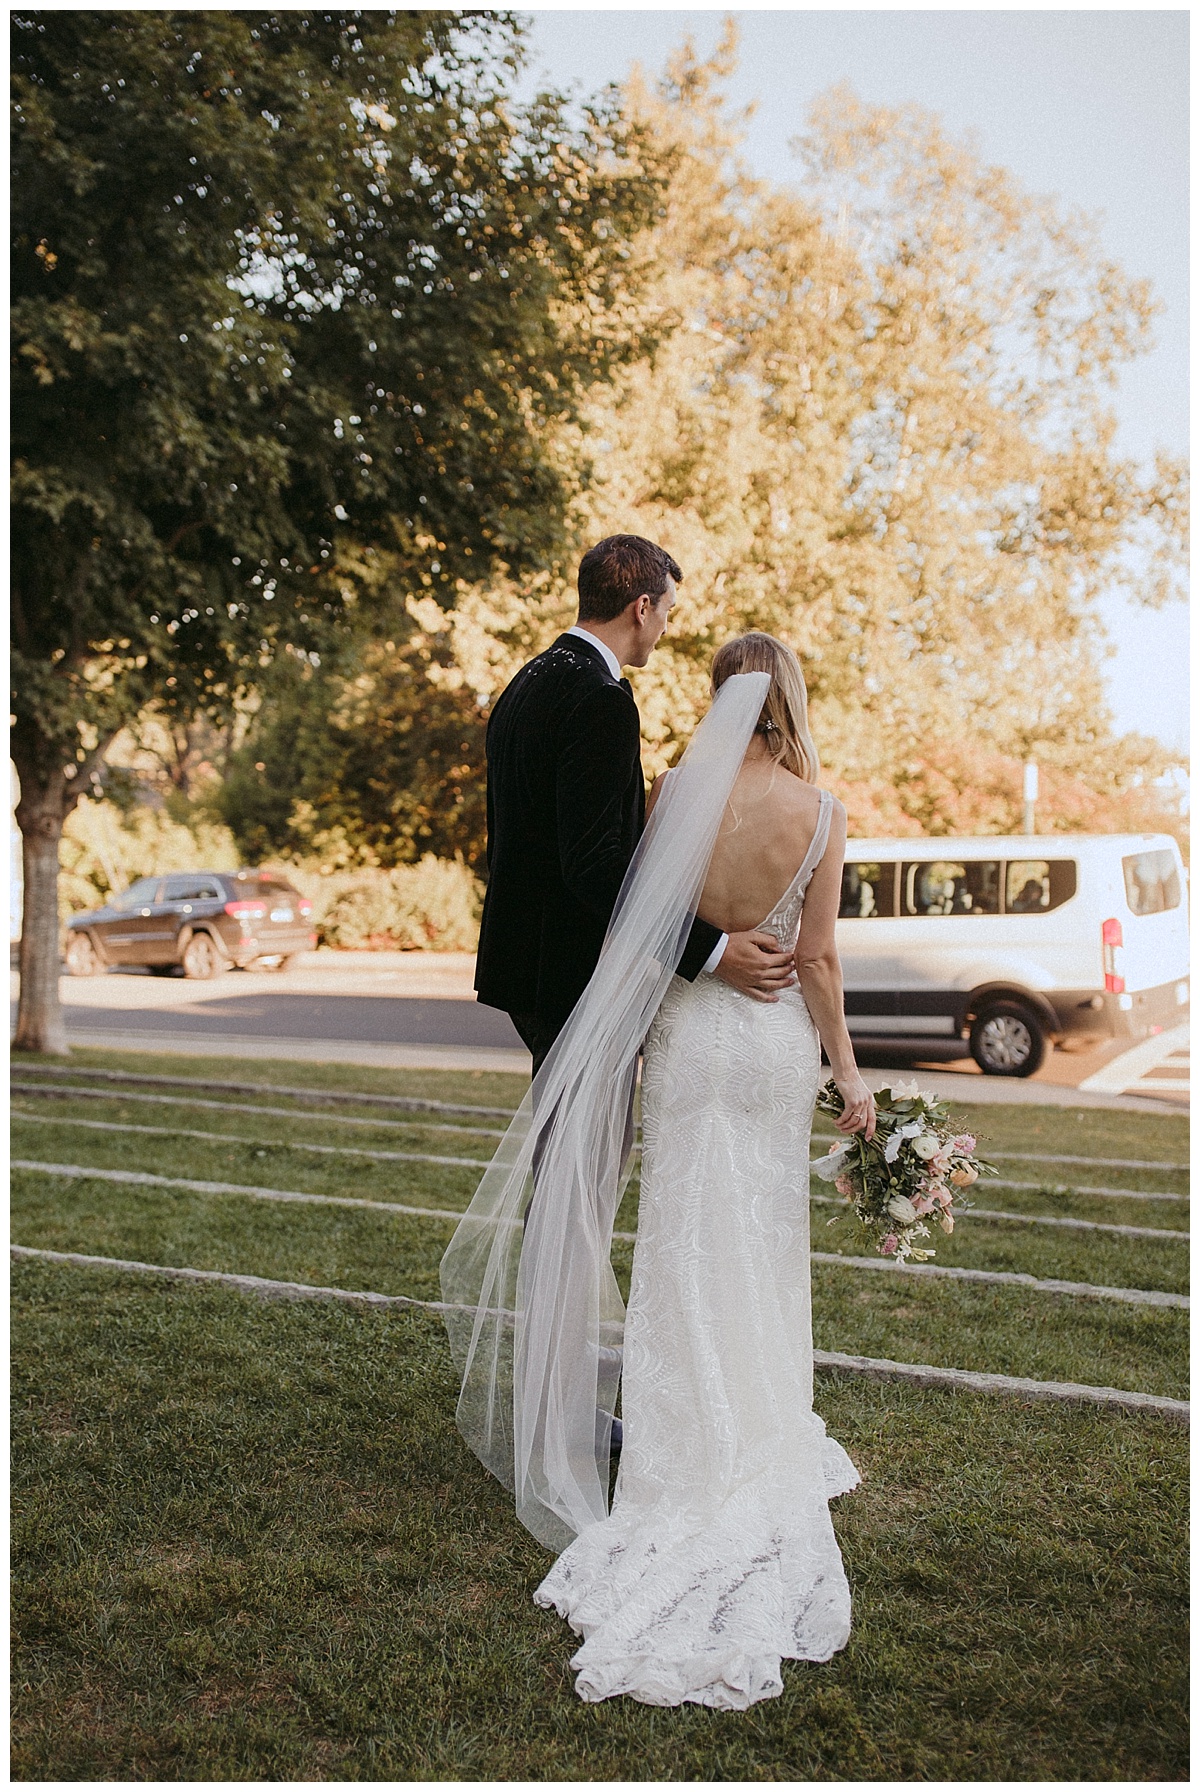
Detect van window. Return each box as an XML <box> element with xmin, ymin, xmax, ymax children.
<box><xmin>840</xmin><ymin>862</ymin><xmax>897</xmax><ymax>918</ymax></box>
<box><xmin>904</xmin><ymin>860</ymin><xmax>1000</xmax><ymax>916</ymax></box>
<box><xmin>1005</xmin><ymin>860</ymin><xmax>1078</xmax><ymax>914</ymax></box>
<box><xmin>1122</xmin><ymin>849</ymin><xmax>1182</xmax><ymax>916</ymax></box>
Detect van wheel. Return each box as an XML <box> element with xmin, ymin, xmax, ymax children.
<box><xmin>181</xmin><ymin>932</ymin><xmax>224</xmax><ymax>980</ymax></box>
<box><xmin>65</xmin><ymin>932</ymin><xmax>101</xmax><ymax>977</ymax></box>
<box><xmin>970</xmin><ymin>1001</ymin><xmax>1047</xmax><ymax>1078</ymax></box>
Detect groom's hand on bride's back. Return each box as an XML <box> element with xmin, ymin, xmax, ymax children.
<box><xmin>712</xmin><ymin>932</ymin><xmax>797</xmax><ymax>1002</ymax></box>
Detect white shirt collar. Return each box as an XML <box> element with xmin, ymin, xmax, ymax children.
<box><xmin>566</xmin><ymin>624</ymin><xmax>622</xmax><ymax>684</ymax></box>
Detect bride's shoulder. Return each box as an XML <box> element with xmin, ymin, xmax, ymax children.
<box><xmin>815</xmin><ymin>787</ymin><xmax>847</xmax><ymax>831</ymax></box>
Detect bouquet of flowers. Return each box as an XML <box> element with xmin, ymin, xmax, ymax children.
<box><xmin>812</xmin><ymin>1079</ymin><xmax>997</xmax><ymax>1262</ymax></box>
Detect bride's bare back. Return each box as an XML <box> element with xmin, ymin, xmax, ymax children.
<box><xmin>699</xmin><ymin>746</ymin><xmax>829</xmax><ymax>933</ymax></box>
<box><xmin>651</xmin><ymin>739</ymin><xmax>828</xmax><ymax>936</ymax></box>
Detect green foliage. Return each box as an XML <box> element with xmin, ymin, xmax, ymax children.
<box><xmin>436</xmin><ymin>41</ymin><xmax>1189</xmax><ymax>828</ymax></box>
<box><xmin>58</xmin><ymin>794</ymin><xmax>240</xmax><ymax>919</ymax></box>
<box><xmin>12</xmin><ymin>9</ymin><xmax>657</xmax><ymax>754</ymax></box>
<box><xmin>290</xmin><ymin>857</ymin><xmax>482</xmax><ymax>951</ymax></box>
<box><xmin>214</xmin><ymin>626</ymin><xmax>488</xmax><ymax>867</ymax></box>
<box><xmin>11</xmin><ymin>9</ymin><xmax>661</xmax><ymax>1043</ymax></box>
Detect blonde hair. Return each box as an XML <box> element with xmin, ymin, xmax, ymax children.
<box><xmin>711</xmin><ymin>632</ymin><xmax>820</xmax><ymax>784</ymax></box>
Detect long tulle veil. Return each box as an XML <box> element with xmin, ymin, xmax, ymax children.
<box><xmin>439</xmin><ymin>670</ymin><xmax>771</xmax><ymax>1550</ymax></box>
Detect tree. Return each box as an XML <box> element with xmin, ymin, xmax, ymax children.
<box><xmin>432</xmin><ymin>37</ymin><xmax>1186</xmax><ymax>827</ymax></box>
<box><xmin>206</xmin><ymin>34</ymin><xmax>1188</xmax><ymax>867</ymax></box>
<box><xmin>11</xmin><ymin>10</ymin><xmax>659</xmax><ymax>1049</ymax></box>
<box><xmin>215</xmin><ymin>613</ymin><xmax>489</xmax><ymax>870</ymax></box>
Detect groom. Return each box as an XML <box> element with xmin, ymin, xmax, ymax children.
<box><xmin>474</xmin><ymin>534</ymin><xmax>796</xmax><ymax>1071</ymax></box>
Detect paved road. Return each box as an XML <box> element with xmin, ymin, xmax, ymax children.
<box><xmin>12</xmin><ymin>951</ymin><xmax>1188</xmax><ymax>1108</ymax></box>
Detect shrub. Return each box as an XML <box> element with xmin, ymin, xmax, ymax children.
<box><xmin>287</xmin><ymin>857</ymin><xmax>482</xmax><ymax>952</ymax></box>
<box><xmin>57</xmin><ymin>797</ymin><xmax>240</xmax><ymax>921</ymax></box>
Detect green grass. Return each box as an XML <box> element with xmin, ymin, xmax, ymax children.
<box><xmin>12</xmin><ymin>1056</ymin><xmax>1189</xmax><ymax>1401</ymax></box>
<box><xmin>15</xmin><ymin>1044</ymin><xmax>531</xmax><ymax>1115</ymax></box>
<box><xmin>14</xmin><ymin>1096</ymin><xmax>1189</xmax><ymax>1288</ymax></box>
<box><xmin>12</xmin><ymin>1260</ymin><xmax>1188</xmax><ymax>1781</ymax></box>
<box><xmin>20</xmin><ymin>1042</ymin><xmax>1191</xmax><ymax>1158</ymax></box>
<box><xmin>11</xmin><ymin>1050</ymin><xmax>1190</xmax><ymax>1778</ymax></box>
<box><xmin>12</xmin><ymin>1144</ymin><xmax>1190</xmax><ymax>1400</ymax></box>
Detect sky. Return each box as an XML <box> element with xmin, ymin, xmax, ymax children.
<box><xmin>516</xmin><ymin>7</ymin><xmax>1189</xmax><ymax>755</ymax></box>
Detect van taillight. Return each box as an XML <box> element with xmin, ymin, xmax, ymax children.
<box><xmin>225</xmin><ymin>900</ymin><xmax>266</xmax><ymax>919</ymax></box>
<box><xmin>1102</xmin><ymin>917</ymin><xmax>1125</xmax><ymax>994</ymax></box>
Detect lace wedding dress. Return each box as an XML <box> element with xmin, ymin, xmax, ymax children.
<box><xmin>534</xmin><ymin>788</ymin><xmax>860</xmax><ymax>1709</ymax></box>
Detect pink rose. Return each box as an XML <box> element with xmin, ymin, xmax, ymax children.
<box><xmin>952</xmin><ymin>1134</ymin><xmax>976</xmax><ymax>1154</ymax></box>
<box><xmin>880</xmin><ymin>1233</ymin><xmax>899</xmax><ymax>1256</ymax></box>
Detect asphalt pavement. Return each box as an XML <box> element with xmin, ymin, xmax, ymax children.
<box><xmin>11</xmin><ymin>949</ymin><xmax>1189</xmax><ymax>1109</ymax></box>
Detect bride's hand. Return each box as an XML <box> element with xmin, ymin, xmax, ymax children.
<box><xmin>833</xmin><ymin>1071</ymin><xmax>876</xmax><ymax>1139</ymax></box>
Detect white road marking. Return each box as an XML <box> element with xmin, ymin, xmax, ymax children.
<box><xmin>1077</xmin><ymin>1022</ymin><xmax>1191</xmax><ymax>1095</ymax></box>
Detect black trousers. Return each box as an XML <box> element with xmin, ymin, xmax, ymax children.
<box><xmin>508</xmin><ymin>1009</ymin><xmax>561</xmax><ymax>1079</ymax></box>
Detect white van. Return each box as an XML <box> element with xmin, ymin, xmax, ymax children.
<box><xmin>835</xmin><ymin>834</ymin><xmax>1189</xmax><ymax>1076</ymax></box>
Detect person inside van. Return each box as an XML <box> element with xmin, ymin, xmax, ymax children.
<box><xmin>1011</xmin><ymin>877</ymin><xmax>1047</xmax><ymax>913</ymax></box>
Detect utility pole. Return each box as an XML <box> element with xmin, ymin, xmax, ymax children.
<box><xmin>1023</xmin><ymin>760</ymin><xmax>1039</xmax><ymax>835</ymax></box>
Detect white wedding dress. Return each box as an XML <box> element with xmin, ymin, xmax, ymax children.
<box><xmin>535</xmin><ymin>788</ymin><xmax>861</xmax><ymax>1709</ymax></box>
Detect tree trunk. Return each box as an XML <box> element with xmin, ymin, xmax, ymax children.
<box><xmin>13</xmin><ymin>763</ymin><xmax>71</xmax><ymax>1056</ymax></box>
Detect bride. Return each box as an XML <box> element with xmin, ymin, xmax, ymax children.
<box><xmin>441</xmin><ymin>631</ymin><xmax>876</xmax><ymax>1711</ymax></box>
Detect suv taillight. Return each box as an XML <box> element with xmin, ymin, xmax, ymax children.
<box><xmin>1102</xmin><ymin>917</ymin><xmax>1125</xmax><ymax>994</ymax></box>
<box><xmin>298</xmin><ymin>898</ymin><xmax>313</xmax><ymax>916</ymax></box>
<box><xmin>225</xmin><ymin>900</ymin><xmax>266</xmax><ymax>919</ymax></box>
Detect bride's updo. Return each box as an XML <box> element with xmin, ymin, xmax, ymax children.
<box><xmin>711</xmin><ymin>631</ymin><xmax>820</xmax><ymax>784</ymax></box>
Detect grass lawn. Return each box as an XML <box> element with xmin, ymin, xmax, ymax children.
<box><xmin>11</xmin><ymin>1049</ymin><xmax>1190</xmax><ymax>1779</ymax></box>
<box><xmin>12</xmin><ymin>1261</ymin><xmax>1187</xmax><ymax>1782</ymax></box>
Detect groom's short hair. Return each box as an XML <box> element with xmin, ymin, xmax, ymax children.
<box><xmin>577</xmin><ymin>535</ymin><xmax>683</xmax><ymax>622</ymax></box>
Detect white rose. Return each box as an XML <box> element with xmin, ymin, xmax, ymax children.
<box><xmin>887</xmin><ymin>1194</ymin><xmax>918</xmax><ymax>1225</ymax></box>
<box><xmin>912</xmin><ymin>1134</ymin><xmax>940</xmax><ymax>1160</ymax></box>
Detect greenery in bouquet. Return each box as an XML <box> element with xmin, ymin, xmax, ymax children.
<box><xmin>813</xmin><ymin>1079</ymin><xmax>998</xmax><ymax>1262</ymax></box>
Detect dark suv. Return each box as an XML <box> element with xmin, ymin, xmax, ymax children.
<box><xmin>65</xmin><ymin>870</ymin><xmax>316</xmax><ymax>978</ymax></box>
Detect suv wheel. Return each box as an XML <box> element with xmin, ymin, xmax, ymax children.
<box><xmin>969</xmin><ymin>1000</ymin><xmax>1047</xmax><ymax>1078</ymax></box>
<box><xmin>182</xmin><ymin>932</ymin><xmax>224</xmax><ymax>980</ymax></box>
<box><xmin>65</xmin><ymin>932</ymin><xmax>101</xmax><ymax>977</ymax></box>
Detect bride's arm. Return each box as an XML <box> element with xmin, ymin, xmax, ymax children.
<box><xmin>793</xmin><ymin>801</ymin><xmax>876</xmax><ymax>1138</ymax></box>
<box><xmin>645</xmin><ymin>771</ymin><xmax>668</xmax><ymax>818</ymax></box>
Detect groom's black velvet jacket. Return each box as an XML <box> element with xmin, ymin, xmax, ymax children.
<box><xmin>474</xmin><ymin>633</ymin><xmax>722</xmax><ymax>1037</ymax></box>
